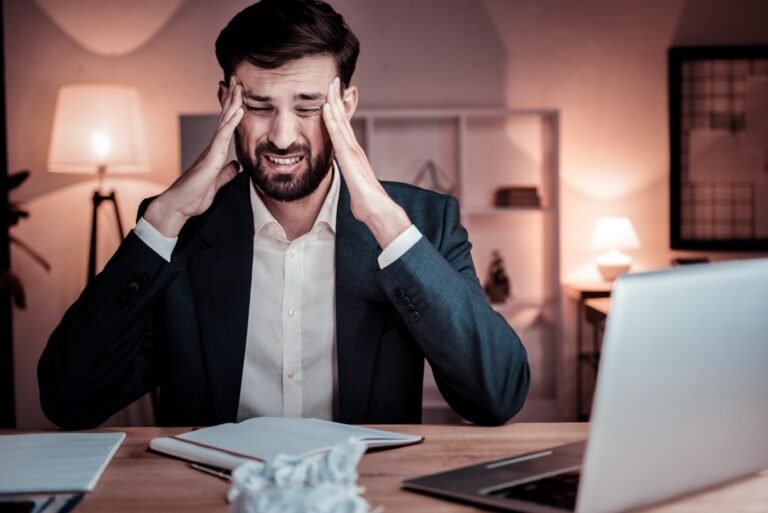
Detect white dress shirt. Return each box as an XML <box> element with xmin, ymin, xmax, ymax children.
<box><xmin>134</xmin><ymin>162</ymin><xmax>422</xmax><ymax>421</ymax></box>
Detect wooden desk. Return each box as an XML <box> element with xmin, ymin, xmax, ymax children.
<box><xmin>6</xmin><ymin>424</ymin><xmax>767</xmax><ymax>512</ymax></box>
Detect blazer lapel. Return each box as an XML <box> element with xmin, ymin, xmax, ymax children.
<box><xmin>335</xmin><ymin>180</ymin><xmax>388</xmax><ymax>423</ymax></box>
<box><xmin>186</xmin><ymin>172</ymin><xmax>254</xmax><ymax>424</ymax></box>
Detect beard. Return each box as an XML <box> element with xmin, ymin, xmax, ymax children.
<box><xmin>235</xmin><ymin>134</ymin><xmax>334</xmax><ymax>202</ymax></box>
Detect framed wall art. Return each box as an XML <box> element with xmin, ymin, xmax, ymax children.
<box><xmin>669</xmin><ymin>46</ymin><xmax>768</xmax><ymax>250</ymax></box>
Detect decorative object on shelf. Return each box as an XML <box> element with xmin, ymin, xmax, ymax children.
<box><xmin>591</xmin><ymin>217</ymin><xmax>640</xmax><ymax>281</ymax></box>
<box><xmin>484</xmin><ymin>250</ymin><xmax>511</xmax><ymax>303</ymax></box>
<box><xmin>669</xmin><ymin>46</ymin><xmax>768</xmax><ymax>251</ymax></box>
<box><xmin>494</xmin><ymin>186</ymin><xmax>541</xmax><ymax>208</ymax></box>
<box><xmin>412</xmin><ymin>159</ymin><xmax>455</xmax><ymax>194</ymax></box>
<box><xmin>47</xmin><ymin>83</ymin><xmax>149</xmax><ymax>283</ymax></box>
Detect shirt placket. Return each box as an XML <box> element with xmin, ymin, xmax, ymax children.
<box><xmin>282</xmin><ymin>238</ymin><xmax>304</xmax><ymax>417</ymax></box>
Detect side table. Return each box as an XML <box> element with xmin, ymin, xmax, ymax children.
<box><xmin>563</xmin><ymin>281</ymin><xmax>613</xmax><ymax>420</ymax></box>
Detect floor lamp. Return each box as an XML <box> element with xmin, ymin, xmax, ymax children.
<box><xmin>47</xmin><ymin>84</ymin><xmax>148</xmax><ymax>282</ymax></box>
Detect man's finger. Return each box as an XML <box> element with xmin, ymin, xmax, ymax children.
<box><xmin>212</xmin><ymin>107</ymin><xmax>244</xmax><ymax>148</ymax></box>
<box><xmin>218</xmin><ymin>81</ymin><xmax>234</xmax><ymax>124</ymax></box>
<box><xmin>328</xmin><ymin>78</ymin><xmax>358</xmax><ymax>148</ymax></box>
<box><xmin>220</xmin><ymin>77</ymin><xmax>242</xmax><ymax>121</ymax></box>
<box><xmin>323</xmin><ymin>80</ymin><xmax>352</xmax><ymax>150</ymax></box>
<box><xmin>219</xmin><ymin>83</ymin><xmax>243</xmax><ymax>126</ymax></box>
<box><xmin>215</xmin><ymin>160</ymin><xmax>241</xmax><ymax>191</ymax></box>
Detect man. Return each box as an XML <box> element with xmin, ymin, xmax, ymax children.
<box><xmin>38</xmin><ymin>0</ymin><xmax>529</xmax><ymax>429</ymax></box>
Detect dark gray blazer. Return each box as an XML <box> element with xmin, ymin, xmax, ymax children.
<box><xmin>38</xmin><ymin>171</ymin><xmax>529</xmax><ymax>429</ymax></box>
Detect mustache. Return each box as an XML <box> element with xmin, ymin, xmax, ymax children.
<box><xmin>255</xmin><ymin>142</ymin><xmax>310</xmax><ymax>156</ymax></box>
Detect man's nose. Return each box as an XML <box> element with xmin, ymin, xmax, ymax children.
<box><xmin>267</xmin><ymin>112</ymin><xmax>299</xmax><ymax>150</ymax></box>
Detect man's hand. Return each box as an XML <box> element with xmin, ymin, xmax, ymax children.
<box><xmin>322</xmin><ymin>77</ymin><xmax>411</xmax><ymax>249</ymax></box>
<box><xmin>144</xmin><ymin>77</ymin><xmax>245</xmax><ymax>237</ymax></box>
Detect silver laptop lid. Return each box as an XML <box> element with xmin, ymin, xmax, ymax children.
<box><xmin>577</xmin><ymin>258</ymin><xmax>768</xmax><ymax>513</ymax></box>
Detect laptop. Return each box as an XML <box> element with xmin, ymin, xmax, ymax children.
<box><xmin>403</xmin><ymin>258</ymin><xmax>768</xmax><ymax>513</ymax></box>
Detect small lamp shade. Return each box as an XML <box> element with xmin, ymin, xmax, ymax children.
<box><xmin>590</xmin><ymin>217</ymin><xmax>640</xmax><ymax>281</ymax></box>
<box><xmin>48</xmin><ymin>84</ymin><xmax>148</xmax><ymax>174</ymax></box>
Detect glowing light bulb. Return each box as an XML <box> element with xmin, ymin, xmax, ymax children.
<box><xmin>91</xmin><ymin>132</ymin><xmax>112</xmax><ymax>159</ymax></box>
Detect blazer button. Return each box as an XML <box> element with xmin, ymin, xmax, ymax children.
<box><xmin>393</xmin><ymin>288</ymin><xmax>406</xmax><ymax>300</ymax></box>
<box><xmin>409</xmin><ymin>311</ymin><xmax>422</xmax><ymax>322</ymax></box>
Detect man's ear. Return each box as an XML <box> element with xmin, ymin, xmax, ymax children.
<box><xmin>217</xmin><ymin>80</ymin><xmax>228</xmax><ymax>108</ymax></box>
<box><xmin>341</xmin><ymin>85</ymin><xmax>358</xmax><ymax>121</ymax></box>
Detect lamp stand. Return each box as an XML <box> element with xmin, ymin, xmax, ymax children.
<box><xmin>595</xmin><ymin>249</ymin><xmax>632</xmax><ymax>281</ymax></box>
<box><xmin>88</xmin><ymin>168</ymin><xmax>125</xmax><ymax>282</ymax></box>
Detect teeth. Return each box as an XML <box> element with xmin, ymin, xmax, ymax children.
<box><xmin>267</xmin><ymin>156</ymin><xmax>301</xmax><ymax>165</ymax></box>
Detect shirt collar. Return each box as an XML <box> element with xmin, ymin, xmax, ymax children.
<box><xmin>249</xmin><ymin>160</ymin><xmax>340</xmax><ymax>237</ymax></box>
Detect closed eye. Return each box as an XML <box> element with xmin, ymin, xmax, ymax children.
<box><xmin>245</xmin><ymin>105</ymin><xmax>272</xmax><ymax>113</ymax></box>
<box><xmin>297</xmin><ymin>107</ymin><xmax>322</xmax><ymax>116</ymax></box>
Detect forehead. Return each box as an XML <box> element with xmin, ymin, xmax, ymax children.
<box><xmin>234</xmin><ymin>55</ymin><xmax>337</xmax><ymax>100</ymax></box>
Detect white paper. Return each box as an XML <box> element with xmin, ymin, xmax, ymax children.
<box><xmin>0</xmin><ymin>432</ymin><xmax>125</xmax><ymax>493</ymax></box>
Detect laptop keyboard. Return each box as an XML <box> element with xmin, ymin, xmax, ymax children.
<box><xmin>486</xmin><ymin>470</ymin><xmax>581</xmax><ymax>510</ymax></box>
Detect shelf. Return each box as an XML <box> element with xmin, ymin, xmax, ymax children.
<box><xmin>467</xmin><ymin>206</ymin><xmax>554</xmax><ymax>215</ymax></box>
<box><xmin>491</xmin><ymin>300</ymin><xmax>561</xmax><ymax>333</ymax></box>
<box><xmin>356</xmin><ymin>107</ymin><xmax>559</xmax><ymax>119</ymax></box>
<box><xmin>491</xmin><ymin>298</ymin><xmax>558</xmax><ymax>311</ymax></box>
<box><xmin>350</xmin><ymin>107</ymin><xmax>561</xmax><ymax>420</ymax></box>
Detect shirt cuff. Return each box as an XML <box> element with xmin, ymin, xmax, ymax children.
<box><xmin>377</xmin><ymin>225</ymin><xmax>423</xmax><ymax>269</ymax></box>
<box><xmin>134</xmin><ymin>217</ymin><xmax>178</xmax><ymax>262</ymax></box>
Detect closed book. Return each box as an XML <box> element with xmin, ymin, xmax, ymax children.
<box><xmin>149</xmin><ymin>417</ymin><xmax>423</xmax><ymax>471</ymax></box>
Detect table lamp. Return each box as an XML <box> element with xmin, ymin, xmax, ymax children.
<box><xmin>47</xmin><ymin>83</ymin><xmax>148</xmax><ymax>282</ymax></box>
<box><xmin>590</xmin><ymin>217</ymin><xmax>640</xmax><ymax>281</ymax></box>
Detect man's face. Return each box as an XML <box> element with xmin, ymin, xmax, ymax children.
<box><xmin>226</xmin><ymin>56</ymin><xmax>338</xmax><ymax>202</ymax></box>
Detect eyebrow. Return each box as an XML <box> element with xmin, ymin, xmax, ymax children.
<box><xmin>243</xmin><ymin>92</ymin><xmax>326</xmax><ymax>102</ymax></box>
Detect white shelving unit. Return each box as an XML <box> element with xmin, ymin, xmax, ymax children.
<box><xmin>352</xmin><ymin>108</ymin><xmax>562</xmax><ymax>422</ymax></box>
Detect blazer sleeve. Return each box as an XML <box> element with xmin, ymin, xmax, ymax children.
<box><xmin>375</xmin><ymin>195</ymin><xmax>530</xmax><ymax>425</ymax></box>
<box><xmin>37</xmin><ymin>232</ymin><xmax>179</xmax><ymax>429</ymax></box>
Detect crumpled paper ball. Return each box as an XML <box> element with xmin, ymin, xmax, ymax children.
<box><xmin>228</xmin><ymin>437</ymin><xmax>373</xmax><ymax>513</ymax></box>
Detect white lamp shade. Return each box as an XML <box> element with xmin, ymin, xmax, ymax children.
<box><xmin>48</xmin><ymin>84</ymin><xmax>149</xmax><ymax>174</ymax></box>
<box><xmin>590</xmin><ymin>217</ymin><xmax>640</xmax><ymax>252</ymax></box>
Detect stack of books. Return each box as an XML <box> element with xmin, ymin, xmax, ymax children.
<box><xmin>494</xmin><ymin>186</ymin><xmax>541</xmax><ymax>207</ymax></box>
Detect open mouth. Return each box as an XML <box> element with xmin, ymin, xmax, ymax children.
<box><xmin>266</xmin><ymin>155</ymin><xmax>303</xmax><ymax>166</ymax></box>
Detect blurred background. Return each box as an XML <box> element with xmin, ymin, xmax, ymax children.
<box><xmin>3</xmin><ymin>0</ymin><xmax>768</xmax><ymax>428</ymax></box>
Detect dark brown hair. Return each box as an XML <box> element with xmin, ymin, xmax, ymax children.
<box><xmin>215</xmin><ymin>0</ymin><xmax>360</xmax><ymax>88</ymax></box>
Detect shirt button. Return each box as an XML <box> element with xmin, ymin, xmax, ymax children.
<box><xmin>287</xmin><ymin>370</ymin><xmax>296</xmax><ymax>379</ymax></box>
<box><xmin>288</xmin><ymin>307</ymin><xmax>296</xmax><ymax>317</ymax></box>
<box><xmin>289</xmin><ymin>249</ymin><xmax>297</xmax><ymax>258</ymax></box>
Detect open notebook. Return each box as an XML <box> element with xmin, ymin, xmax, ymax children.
<box><xmin>149</xmin><ymin>417</ymin><xmax>423</xmax><ymax>471</ymax></box>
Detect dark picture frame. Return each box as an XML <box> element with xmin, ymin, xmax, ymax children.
<box><xmin>669</xmin><ymin>46</ymin><xmax>768</xmax><ymax>251</ymax></box>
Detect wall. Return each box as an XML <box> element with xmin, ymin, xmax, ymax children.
<box><xmin>482</xmin><ymin>0</ymin><xmax>768</xmax><ymax>280</ymax></box>
<box><xmin>482</xmin><ymin>0</ymin><xmax>768</xmax><ymax>418</ymax></box>
<box><xmin>6</xmin><ymin>0</ymin><xmax>768</xmax><ymax>427</ymax></box>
